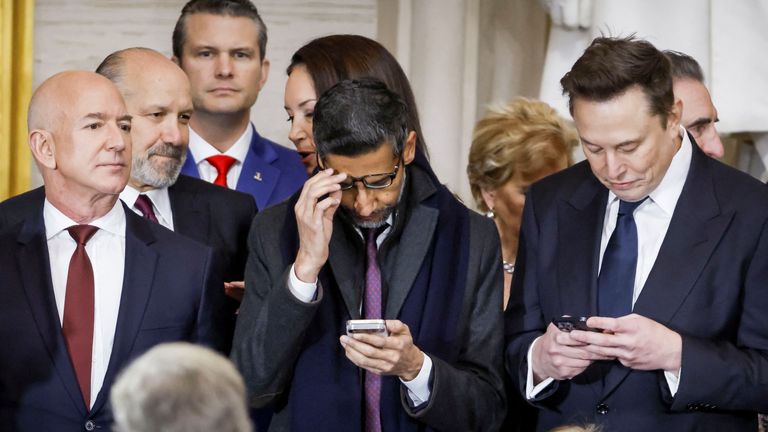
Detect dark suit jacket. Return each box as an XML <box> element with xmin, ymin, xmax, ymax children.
<box><xmin>168</xmin><ymin>175</ymin><xmax>256</xmax><ymax>283</ymax></box>
<box><xmin>232</xmin><ymin>165</ymin><xmax>506</xmax><ymax>432</ymax></box>
<box><xmin>180</xmin><ymin>125</ymin><xmax>306</xmax><ymax>211</ymax></box>
<box><xmin>0</xmin><ymin>203</ymin><xmax>228</xmax><ymax>431</ymax></box>
<box><xmin>506</xmin><ymin>142</ymin><xmax>768</xmax><ymax>431</ymax></box>
<box><xmin>0</xmin><ymin>179</ymin><xmax>256</xmax><ymax>354</ymax></box>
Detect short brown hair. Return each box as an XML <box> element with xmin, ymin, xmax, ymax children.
<box><xmin>467</xmin><ymin>98</ymin><xmax>577</xmax><ymax>212</ymax></box>
<box><xmin>560</xmin><ymin>36</ymin><xmax>674</xmax><ymax>128</ymax></box>
<box><xmin>172</xmin><ymin>0</ymin><xmax>267</xmax><ymax>61</ymax></box>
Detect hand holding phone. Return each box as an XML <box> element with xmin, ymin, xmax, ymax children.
<box><xmin>552</xmin><ymin>316</ymin><xmax>602</xmax><ymax>333</ymax></box>
<box><xmin>346</xmin><ymin>319</ymin><xmax>389</xmax><ymax>337</ymax></box>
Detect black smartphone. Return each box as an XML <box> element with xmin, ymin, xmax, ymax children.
<box><xmin>552</xmin><ymin>316</ymin><xmax>601</xmax><ymax>332</ymax></box>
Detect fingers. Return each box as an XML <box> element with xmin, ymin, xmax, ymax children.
<box><xmin>386</xmin><ymin>320</ymin><xmax>409</xmax><ymax>336</ymax></box>
<box><xmin>223</xmin><ymin>281</ymin><xmax>245</xmax><ymax>302</ymax></box>
<box><xmin>340</xmin><ymin>335</ymin><xmax>400</xmax><ymax>375</ymax></box>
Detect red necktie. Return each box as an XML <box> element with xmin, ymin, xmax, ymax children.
<box><xmin>363</xmin><ymin>226</ymin><xmax>386</xmax><ymax>432</ymax></box>
<box><xmin>133</xmin><ymin>194</ymin><xmax>158</xmax><ymax>223</ymax></box>
<box><xmin>206</xmin><ymin>155</ymin><xmax>236</xmax><ymax>188</ymax></box>
<box><xmin>63</xmin><ymin>224</ymin><xmax>99</xmax><ymax>409</ymax></box>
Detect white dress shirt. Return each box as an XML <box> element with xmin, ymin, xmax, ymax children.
<box><xmin>188</xmin><ymin>124</ymin><xmax>252</xmax><ymax>189</ymax></box>
<box><xmin>287</xmin><ymin>214</ymin><xmax>433</xmax><ymax>406</ymax></box>
<box><xmin>44</xmin><ymin>199</ymin><xmax>126</xmax><ymax>408</ymax></box>
<box><xmin>527</xmin><ymin>127</ymin><xmax>692</xmax><ymax>399</ymax></box>
<box><xmin>120</xmin><ymin>185</ymin><xmax>175</xmax><ymax>230</ymax></box>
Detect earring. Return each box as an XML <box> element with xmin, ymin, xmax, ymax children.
<box><xmin>486</xmin><ymin>208</ymin><xmax>495</xmax><ymax>219</ymax></box>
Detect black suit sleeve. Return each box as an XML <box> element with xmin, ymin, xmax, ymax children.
<box><xmin>671</xmin><ymin>218</ymin><xmax>768</xmax><ymax>412</ymax></box>
<box><xmin>505</xmin><ymin>190</ymin><xmax>560</xmax><ymax>403</ymax></box>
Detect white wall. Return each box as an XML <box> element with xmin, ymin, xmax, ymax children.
<box><xmin>31</xmin><ymin>0</ymin><xmax>377</xmax><ymax>187</ymax></box>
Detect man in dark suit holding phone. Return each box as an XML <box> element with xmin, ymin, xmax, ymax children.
<box><xmin>232</xmin><ymin>79</ymin><xmax>506</xmax><ymax>431</ymax></box>
<box><xmin>506</xmin><ymin>36</ymin><xmax>768</xmax><ymax>431</ymax></box>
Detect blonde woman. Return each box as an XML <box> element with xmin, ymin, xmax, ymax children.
<box><xmin>468</xmin><ymin>98</ymin><xmax>577</xmax><ymax>309</ymax></box>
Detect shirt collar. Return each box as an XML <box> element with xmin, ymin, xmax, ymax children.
<box><xmin>119</xmin><ymin>185</ymin><xmax>173</xmax><ymax>225</ymax></box>
<box><xmin>44</xmin><ymin>197</ymin><xmax>126</xmax><ymax>240</ymax></box>
<box><xmin>607</xmin><ymin>126</ymin><xmax>692</xmax><ymax>215</ymax></box>
<box><xmin>188</xmin><ymin>123</ymin><xmax>253</xmax><ymax>165</ymax></box>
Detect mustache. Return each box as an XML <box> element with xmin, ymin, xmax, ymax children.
<box><xmin>147</xmin><ymin>143</ymin><xmax>184</xmax><ymax>159</ymax></box>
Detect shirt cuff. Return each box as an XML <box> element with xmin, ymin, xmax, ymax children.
<box><xmin>663</xmin><ymin>367</ymin><xmax>681</xmax><ymax>396</ymax></box>
<box><xmin>400</xmin><ymin>353</ymin><xmax>432</xmax><ymax>406</ymax></box>
<box><xmin>526</xmin><ymin>337</ymin><xmax>555</xmax><ymax>399</ymax></box>
<box><xmin>288</xmin><ymin>263</ymin><xmax>318</xmax><ymax>303</ymax></box>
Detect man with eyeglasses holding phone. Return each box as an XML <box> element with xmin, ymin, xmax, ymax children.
<box><xmin>231</xmin><ymin>78</ymin><xmax>505</xmax><ymax>432</ymax></box>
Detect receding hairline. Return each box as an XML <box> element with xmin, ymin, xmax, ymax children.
<box><xmin>28</xmin><ymin>71</ymin><xmax>120</xmax><ymax>132</ymax></box>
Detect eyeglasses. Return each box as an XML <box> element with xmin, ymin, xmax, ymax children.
<box><xmin>318</xmin><ymin>156</ymin><xmax>402</xmax><ymax>191</ymax></box>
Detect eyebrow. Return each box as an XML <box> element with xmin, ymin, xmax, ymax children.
<box><xmin>82</xmin><ymin>112</ymin><xmax>106</xmax><ymax>121</ymax></box>
<box><xmin>284</xmin><ymin>98</ymin><xmax>317</xmax><ymax>111</ymax></box>
<box><xmin>580</xmin><ymin>137</ymin><xmax>639</xmax><ymax>147</ymax></box>
<box><xmin>686</xmin><ymin>116</ymin><xmax>716</xmax><ymax>129</ymax></box>
<box><xmin>118</xmin><ymin>114</ymin><xmax>133</xmax><ymax>122</ymax></box>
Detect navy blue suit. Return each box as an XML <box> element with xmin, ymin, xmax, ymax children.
<box><xmin>180</xmin><ymin>126</ymin><xmax>306</xmax><ymax>210</ymax></box>
<box><xmin>0</xmin><ymin>204</ymin><xmax>228</xmax><ymax>431</ymax></box>
<box><xmin>506</xmin><ymin>141</ymin><xmax>768</xmax><ymax>431</ymax></box>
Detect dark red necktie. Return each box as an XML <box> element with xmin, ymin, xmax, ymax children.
<box><xmin>206</xmin><ymin>155</ymin><xmax>236</xmax><ymax>188</ymax></box>
<box><xmin>133</xmin><ymin>194</ymin><xmax>158</xmax><ymax>223</ymax></box>
<box><xmin>363</xmin><ymin>226</ymin><xmax>386</xmax><ymax>432</ymax></box>
<box><xmin>63</xmin><ymin>224</ymin><xmax>99</xmax><ymax>409</ymax></box>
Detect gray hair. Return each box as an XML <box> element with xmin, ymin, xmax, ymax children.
<box><xmin>664</xmin><ymin>49</ymin><xmax>705</xmax><ymax>82</ymax></box>
<box><xmin>111</xmin><ymin>343</ymin><xmax>253</xmax><ymax>432</ymax></box>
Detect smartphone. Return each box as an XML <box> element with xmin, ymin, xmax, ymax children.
<box><xmin>552</xmin><ymin>316</ymin><xmax>601</xmax><ymax>332</ymax></box>
<box><xmin>346</xmin><ymin>319</ymin><xmax>388</xmax><ymax>337</ymax></box>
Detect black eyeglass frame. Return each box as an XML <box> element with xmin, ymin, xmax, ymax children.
<box><xmin>317</xmin><ymin>154</ymin><xmax>403</xmax><ymax>191</ymax></box>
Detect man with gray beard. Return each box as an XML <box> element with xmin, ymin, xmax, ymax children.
<box><xmin>97</xmin><ymin>48</ymin><xmax>256</xmax><ymax>351</ymax></box>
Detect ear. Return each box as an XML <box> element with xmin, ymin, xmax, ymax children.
<box><xmin>667</xmin><ymin>98</ymin><xmax>683</xmax><ymax>136</ymax></box>
<box><xmin>402</xmin><ymin>131</ymin><xmax>417</xmax><ymax>165</ymax></box>
<box><xmin>29</xmin><ymin>129</ymin><xmax>56</xmax><ymax>170</ymax></box>
<box><xmin>480</xmin><ymin>188</ymin><xmax>496</xmax><ymax>211</ymax></box>
<box><xmin>257</xmin><ymin>58</ymin><xmax>270</xmax><ymax>91</ymax></box>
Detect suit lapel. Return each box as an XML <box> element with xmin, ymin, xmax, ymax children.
<box><xmin>633</xmin><ymin>147</ymin><xmax>727</xmax><ymax>322</ymax></box>
<box><xmin>384</xmin><ymin>203</ymin><xmax>438</xmax><ymax>319</ymax></box>
<box><xmin>556</xmin><ymin>171</ymin><xmax>607</xmax><ymax>398</ymax></box>
<box><xmin>17</xmin><ymin>214</ymin><xmax>87</xmax><ymax>415</ymax></box>
<box><xmin>557</xmin><ymin>173</ymin><xmax>607</xmax><ymax>318</ymax></box>
<box><xmin>603</xmin><ymin>144</ymin><xmax>728</xmax><ymax>398</ymax></box>
<box><xmin>328</xmin><ymin>220</ymin><xmax>364</xmax><ymax>319</ymax></box>
<box><xmin>236</xmin><ymin>133</ymin><xmax>279</xmax><ymax>210</ymax></box>
<box><xmin>91</xmin><ymin>208</ymin><xmax>158</xmax><ymax>413</ymax></box>
<box><xmin>168</xmin><ymin>177</ymin><xmax>210</xmax><ymax>243</ymax></box>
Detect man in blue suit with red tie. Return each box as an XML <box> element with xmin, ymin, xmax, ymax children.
<box><xmin>172</xmin><ymin>0</ymin><xmax>306</xmax><ymax>210</ymax></box>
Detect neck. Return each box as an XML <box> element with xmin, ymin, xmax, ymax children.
<box><xmin>495</xmin><ymin>218</ymin><xmax>518</xmax><ymax>264</ymax></box>
<box><xmin>45</xmin><ymin>186</ymin><xmax>117</xmax><ymax>224</ymax></box>
<box><xmin>190</xmin><ymin>110</ymin><xmax>250</xmax><ymax>153</ymax></box>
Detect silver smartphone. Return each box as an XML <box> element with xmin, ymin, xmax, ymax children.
<box><xmin>346</xmin><ymin>319</ymin><xmax>388</xmax><ymax>337</ymax></box>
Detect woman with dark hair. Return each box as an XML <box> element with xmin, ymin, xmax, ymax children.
<box><xmin>284</xmin><ymin>34</ymin><xmax>431</xmax><ymax>175</ymax></box>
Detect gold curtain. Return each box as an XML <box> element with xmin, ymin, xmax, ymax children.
<box><xmin>0</xmin><ymin>0</ymin><xmax>34</xmax><ymax>201</ymax></box>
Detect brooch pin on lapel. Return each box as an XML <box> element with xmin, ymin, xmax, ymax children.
<box><xmin>254</xmin><ymin>172</ymin><xmax>263</xmax><ymax>182</ymax></box>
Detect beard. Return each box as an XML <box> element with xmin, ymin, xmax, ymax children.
<box><xmin>131</xmin><ymin>142</ymin><xmax>187</xmax><ymax>189</ymax></box>
<box><xmin>341</xmin><ymin>203</ymin><xmax>396</xmax><ymax>229</ymax></box>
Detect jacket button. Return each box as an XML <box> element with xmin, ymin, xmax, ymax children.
<box><xmin>596</xmin><ymin>403</ymin><xmax>609</xmax><ymax>415</ymax></box>
<box><xmin>84</xmin><ymin>420</ymin><xmax>96</xmax><ymax>431</ymax></box>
